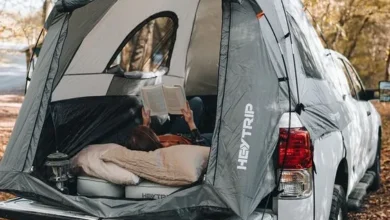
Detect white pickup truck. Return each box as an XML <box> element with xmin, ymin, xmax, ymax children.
<box><xmin>276</xmin><ymin>50</ymin><xmax>382</xmax><ymax>220</ymax></box>
<box><xmin>0</xmin><ymin>0</ymin><xmax>384</xmax><ymax>218</ymax></box>
<box><xmin>0</xmin><ymin>50</ymin><xmax>383</xmax><ymax>220</ymax></box>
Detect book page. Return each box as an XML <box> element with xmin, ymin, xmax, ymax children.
<box><xmin>162</xmin><ymin>85</ymin><xmax>186</xmax><ymax>115</ymax></box>
<box><xmin>141</xmin><ymin>84</ymin><xmax>168</xmax><ymax>116</ymax></box>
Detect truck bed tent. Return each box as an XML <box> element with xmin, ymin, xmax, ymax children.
<box><xmin>0</xmin><ymin>0</ymin><xmax>351</xmax><ymax>219</ymax></box>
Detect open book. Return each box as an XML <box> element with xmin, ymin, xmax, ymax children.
<box><xmin>141</xmin><ymin>84</ymin><xmax>186</xmax><ymax>116</ymax></box>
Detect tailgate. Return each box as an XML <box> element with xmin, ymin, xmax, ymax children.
<box><xmin>0</xmin><ymin>198</ymin><xmax>97</xmax><ymax>220</ymax></box>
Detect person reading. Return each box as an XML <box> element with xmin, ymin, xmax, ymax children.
<box><xmin>125</xmin><ymin>96</ymin><xmax>212</xmax><ymax>152</ymax></box>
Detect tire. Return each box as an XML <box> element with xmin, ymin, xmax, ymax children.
<box><xmin>369</xmin><ymin>133</ymin><xmax>381</xmax><ymax>191</ymax></box>
<box><xmin>329</xmin><ymin>184</ymin><xmax>348</xmax><ymax>220</ymax></box>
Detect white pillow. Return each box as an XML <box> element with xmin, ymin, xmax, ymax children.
<box><xmin>71</xmin><ymin>144</ymin><xmax>140</xmax><ymax>185</ymax></box>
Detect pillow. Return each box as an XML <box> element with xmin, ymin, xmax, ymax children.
<box><xmin>101</xmin><ymin>145</ymin><xmax>210</xmax><ymax>186</ymax></box>
<box><xmin>70</xmin><ymin>143</ymin><xmax>140</xmax><ymax>185</ymax></box>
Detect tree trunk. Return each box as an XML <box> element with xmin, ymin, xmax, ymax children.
<box><xmin>143</xmin><ymin>20</ymin><xmax>155</xmax><ymax>72</ymax></box>
<box><xmin>385</xmin><ymin>47</ymin><xmax>390</xmax><ymax>81</ymax></box>
<box><xmin>42</xmin><ymin>0</ymin><xmax>53</xmax><ymax>37</ymax></box>
<box><xmin>345</xmin><ymin>14</ymin><xmax>372</xmax><ymax>59</ymax></box>
<box><xmin>330</xmin><ymin>0</ymin><xmax>356</xmax><ymax>49</ymax></box>
<box><xmin>130</xmin><ymin>26</ymin><xmax>149</xmax><ymax>70</ymax></box>
<box><xmin>130</xmin><ymin>21</ymin><xmax>155</xmax><ymax>71</ymax></box>
<box><xmin>120</xmin><ymin>42</ymin><xmax>133</xmax><ymax>71</ymax></box>
<box><xmin>42</xmin><ymin>0</ymin><xmax>48</xmax><ymax>27</ymax></box>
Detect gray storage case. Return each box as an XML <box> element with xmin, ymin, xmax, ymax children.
<box><xmin>77</xmin><ymin>176</ymin><xmax>124</xmax><ymax>198</ymax></box>
<box><xmin>125</xmin><ymin>181</ymin><xmax>181</xmax><ymax>200</ymax></box>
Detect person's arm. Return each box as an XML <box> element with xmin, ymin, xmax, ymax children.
<box><xmin>189</xmin><ymin>128</ymin><xmax>207</xmax><ymax>146</ymax></box>
<box><xmin>142</xmin><ymin>107</ymin><xmax>151</xmax><ymax>127</ymax></box>
<box><xmin>181</xmin><ymin>102</ymin><xmax>207</xmax><ymax>146</ymax></box>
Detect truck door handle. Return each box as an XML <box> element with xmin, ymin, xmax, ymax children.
<box><xmin>367</xmin><ymin>111</ymin><xmax>371</xmax><ymax>116</ymax></box>
<box><xmin>342</xmin><ymin>95</ymin><xmax>346</xmax><ymax>101</ymax></box>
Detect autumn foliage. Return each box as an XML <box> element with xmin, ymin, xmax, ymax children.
<box><xmin>304</xmin><ymin>0</ymin><xmax>390</xmax><ymax>88</ymax></box>
<box><xmin>0</xmin><ymin>0</ymin><xmax>389</xmax><ymax>218</ymax></box>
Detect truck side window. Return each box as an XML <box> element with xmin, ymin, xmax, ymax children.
<box><xmin>337</xmin><ymin>59</ymin><xmax>357</xmax><ymax>99</ymax></box>
<box><xmin>344</xmin><ymin>62</ymin><xmax>365</xmax><ymax>100</ymax></box>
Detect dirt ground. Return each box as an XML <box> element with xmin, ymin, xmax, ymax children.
<box><xmin>348</xmin><ymin>102</ymin><xmax>390</xmax><ymax>220</ymax></box>
<box><xmin>0</xmin><ymin>95</ymin><xmax>22</xmax><ymax>201</ymax></box>
<box><xmin>0</xmin><ymin>95</ymin><xmax>389</xmax><ymax>219</ymax></box>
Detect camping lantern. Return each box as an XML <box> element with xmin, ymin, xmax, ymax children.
<box><xmin>44</xmin><ymin>152</ymin><xmax>72</xmax><ymax>193</ymax></box>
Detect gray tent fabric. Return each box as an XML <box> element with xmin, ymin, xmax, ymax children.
<box><xmin>0</xmin><ymin>15</ymin><xmax>68</xmax><ymax>172</ymax></box>
<box><xmin>185</xmin><ymin>0</ymin><xmax>221</xmax><ymax>96</ymax></box>
<box><xmin>0</xmin><ymin>171</ymin><xmax>231</xmax><ymax>217</ymax></box>
<box><xmin>44</xmin><ymin>8</ymin><xmax>64</xmax><ymax>30</ymax></box>
<box><xmin>0</xmin><ymin>0</ymin><xmax>353</xmax><ymax>219</ymax></box>
<box><xmin>52</xmin><ymin>0</ymin><xmax>117</xmax><ymax>89</ymax></box>
<box><xmin>55</xmin><ymin>0</ymin><xmax>96</xmax><ymax>12</ymax></box>
<box><xmin>206</xmin><ymin>1</ymin><xmax>280</xmax><ymax>218</ymax></box>
<box><xmin>25</xmin><ymin>17</ymin><xmax>70</xmax><ymax>170</ymax></box>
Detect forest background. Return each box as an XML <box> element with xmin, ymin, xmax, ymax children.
<box><xmin>1</xmin><ymin>0</ymin><xmax>390</xmax><ymax>88</ymax></box>
<box><xmin>0</xmin><ymin>1</ymin><xmax>389</xmax><ymax>219</ymax></box>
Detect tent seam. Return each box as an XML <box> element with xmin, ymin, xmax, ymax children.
<box><xmin>22</xmin><ymin>15</ymin><xmax>69</xmax><ymax>171</ymax></box>
<box><xmin>183</xmin><ymin>1</ymin><xmax>201</xmax><ymax>88</ymax></box>
<box><xmin>52</xmin><ymin>1</ymin><xmax>118</xmax><ymax>90</ymax></box>
<box><xmin>213</xmin><ymin>0</ymin><xmax>232</xmax><ymax>185</ymax></box>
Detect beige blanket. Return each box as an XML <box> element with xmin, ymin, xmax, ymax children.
<box><xmin>71</xmin><ymin>143</ymin><xmax>140</xmax><ymax>185</ymax></box>
<box><xmin>101</xmin><ymin>145</ymin><xmax>210</xmax><ymax>186</ymax></box>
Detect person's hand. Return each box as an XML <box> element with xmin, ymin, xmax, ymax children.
<box><xmin>181</xmin><ymin>101</ymin><xmax>196</xmax><ymax>130</ymax></box>
<box><xmin>142</xmin><ymin>107</ymin><xmax>151</xmax><ymax>127</ymax></box>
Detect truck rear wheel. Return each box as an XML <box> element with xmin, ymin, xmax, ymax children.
<box><xmin>369</xmin><ymin>134</ymin><xmax>381</xmax><ymax>191</ymax></box>
<box><xmin>329</xmin><ymin>184</ymin><xmax>347</xmax><ymax>220</ymax></box>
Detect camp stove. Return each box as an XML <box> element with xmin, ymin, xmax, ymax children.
<box><xmin>44</xmin><ymin>152</ymin><xmax>73</xmax><ymax>194</ymax></box>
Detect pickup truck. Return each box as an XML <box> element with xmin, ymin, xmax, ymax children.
<box><xmin>0</xmin><ymin>50</ymin><xmax>383</xmax><ymax>220</ymax></box>
<box><xmin>0</xmin><ymin>0</ymin><xmax>384</xmax><ymax>218</ymax></box>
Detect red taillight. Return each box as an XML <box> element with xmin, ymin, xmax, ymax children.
<box><xmin>278</xmin><ymin>128</ymin><xmax>312</xmax><ymax>169</ymax></box>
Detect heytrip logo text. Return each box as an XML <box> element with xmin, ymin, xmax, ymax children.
<box><xmin>237</xmin><ymin>103</ymin><xmax>254</xmax><ymax>171</ymax></box>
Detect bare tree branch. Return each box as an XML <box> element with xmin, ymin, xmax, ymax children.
<box><xmin>0</xmin><ymin>0</ymin><xmax>7</xmax><ymax>17</ymax></box>
<box><xmin>345</xmin><ymin>12</ymin><xmax>374</xmax><ymax>59</ymax></box>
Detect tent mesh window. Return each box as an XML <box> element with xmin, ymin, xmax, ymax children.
<box><xmin>108</xmin><ymin>16</ymin><xmax>177</xmax><ymax>73</ymax></box>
